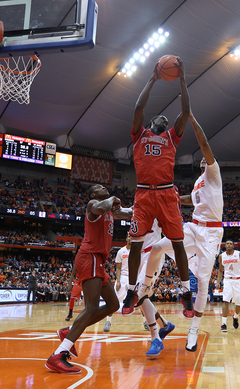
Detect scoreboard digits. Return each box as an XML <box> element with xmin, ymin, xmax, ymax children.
<box><xmin>2</xmin><ymin>134</ymin><xmax>45</xmax><ymax>164</ymax></box>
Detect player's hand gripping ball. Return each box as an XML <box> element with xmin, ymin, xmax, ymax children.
<box><xmin>155</xmin><ymin>55</ymin><xmax>180</xmax><ymax>81</ymax></box>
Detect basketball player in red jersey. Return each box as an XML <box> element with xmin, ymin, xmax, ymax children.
<box><xmin>65</xmin><ymin>264</ymin><xmax>83</xmax><ymax>322</ymax></box>
<box><xmin>122</xmin><ymin>57</ymin><xmax>193</xmax><ymax>318</ymax></box>
<box><xmin>46</xmin><ymin>184</ymin><xmax>132</xmax><ymax>374</ymax></box>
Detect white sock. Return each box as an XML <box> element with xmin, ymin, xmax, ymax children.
<box><xmin>69</xmin><ymin>325</ymin><xmax>72</xmax><ymax>330</ymax></box>
<box><xmin>54</xmin><ymin>338</ymin><xmax>74</xmax><ymax>355</ymax></box>
<box><xmin>192</xmin><ymin>316</ymin><xmax>201</xmax><ymax>329</ymax></box>
<box><xmin>144</xmin><ymin>276</ymin><xmax>152</xmax><ymax>287</ymax></box>
<box><xmin>128</xmin><ymin>284</ymin><xmax>136</xmax><ymax>291</ymax></box>
<box><xmin>234</xmin><ymin>312</ymin><xmax>239</xmax><ymax>319</ymax></box>
<box><xmin>222</xmin><ymin>317</ymin><xmax>227</xmax><ymax>325</ymax></box>
<box><xmin>150</xmin><ymin>323</ymin><xmax>160</xmax><ymax>341</ymax></box>
<box><xmin>181</xmin><ymin>281</ymin><xmax>190</xmax><ymax>292</ymax></box>
<box><xmin>106</xmin><ymin>316</ymin><xmax>112</xmax><ymax>323</ymax></box>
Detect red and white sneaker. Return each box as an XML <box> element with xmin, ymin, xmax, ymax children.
<box><xmin>57</xmin><ymin>327</ymin><xmax>78</xmax><ymax>358</ymax></box>
<box><xmin>180</xmin><ymin>291</ymin><xmax>194</xmax><ymax>318</ymax></box>
<box><xmin>45</xmin><ymin>351</ymin><xmax>81</xmax><ymax>374</ymax></box>
<box><xmin>122</xmin><ymin>289</ymin><xmax>139</xmax><ymax>316</ymax></box>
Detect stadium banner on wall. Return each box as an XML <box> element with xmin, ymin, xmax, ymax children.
<box><xmin>70</xmin><ymin>155</ymin><xmax>114</xmax><ymax>185</ymax></box>
<box><xmin>0</xmin><ymin>288</ymin><xmax>28</xmax><ymax>303</ymax></box>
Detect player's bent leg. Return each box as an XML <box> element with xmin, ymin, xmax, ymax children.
<box><xmin>194</xmin><ymin>276</ymin><xmax>210</xmax><ymax>313</ymax></box>
<box><xmin>64</xmin><ymin>278</ymin><xmax>113</xmax><ymax>343</ymax></box>
<box><xmin>101</xmin><ymin>279</ymin><xmax>120</xmax><ymax>315</ymax></box>
<box><xmin>122</xmin><ymin>242</ymin><xmax>142</xmax><ymax>316</ymax></box>
<box><xmin>172</xmin><ymin>241</ymin><xmax>194</xmax><ymax>318</ymax></box>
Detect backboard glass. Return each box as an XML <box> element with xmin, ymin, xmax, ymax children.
<box><xmin>0</xmin><ymin>0</ymin><xmax>98</xmax><ymax>57</ymax></box>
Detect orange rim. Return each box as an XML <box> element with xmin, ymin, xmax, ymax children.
<box><xmin>0</xmin><ymin>55</ymin><xmax>41</xmax><ymax>75</ymax></box>
<box><xmin>0</xmin><ymin>21</ymin><xmax>4</xmax><ymax>44</ymax></box>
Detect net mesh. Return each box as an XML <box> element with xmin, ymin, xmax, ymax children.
<box><xmin>0</xmin><ymin>55</ymin><xmax>41</xmax><ymax>104</ymax></box>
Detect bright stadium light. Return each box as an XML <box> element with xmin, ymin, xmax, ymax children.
<box><xmin>118</xmin><ymin>26</ymin><xmax>170</xmax><ymax>77</ymax></box>
<box><xmin>229</xmin><ymin>45</ymin><xmax>240</xmax><ymax>60</ymax></box>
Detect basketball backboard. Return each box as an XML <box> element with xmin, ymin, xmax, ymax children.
<box><xmin>0</xmin><ymin>0</ymin><xmax>98</xmax><ymax>57</ymax></box>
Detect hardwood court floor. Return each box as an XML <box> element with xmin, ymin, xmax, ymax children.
<box><xmin>0</xmin><ymin>301</ymin><xmax>239</xmax><ymax>389</ymax></box>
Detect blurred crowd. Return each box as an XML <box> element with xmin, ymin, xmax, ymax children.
<box><xmin>0</xmin><ymin>252</ymin><xmax>74</xmax><ymax>302</ymax></box>
<box><xmin>0</xmin><ymin>174</ymin><xmax>239</xmax><ymax>304</ymax></box>
<box><xmin>1</xmin><ymin>175</ymin><xmax>240</xmax><ymax>223</ymax></box>
<box><xmin>0</xmin><ymin>245</ymin><xmax>227</xmax><ymax>303</ymax></box>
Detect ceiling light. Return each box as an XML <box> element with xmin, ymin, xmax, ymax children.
<box><xmin>120</xmin><ymin>26</ymin><xmax>170</xmax><ymax>76</ymax></box>
<box><xmin>230</xmin><ymin>45</ymin><xmax>240</xmax><ymax>60</ymax></box>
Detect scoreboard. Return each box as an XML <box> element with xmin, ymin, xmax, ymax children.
<box><xmin>2</xmin><ymin>134</ymin><xmax>45</xmax><ymax>164</ymax></box>
<box><xmin>1</xmin><ymin>134</ymin><xmax>71</xmax><ymax>170</ymax></box>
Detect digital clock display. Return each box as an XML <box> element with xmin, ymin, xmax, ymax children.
<box><xmin>2</xmin><ymin>134</ymin><xmax>45</xmax><ymax>164</ymax></box>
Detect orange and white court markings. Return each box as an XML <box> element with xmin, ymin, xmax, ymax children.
<box><xmin>1</xmin><ymin>329</ymin><xmax>209</xmax><ymax>389</ymax></box>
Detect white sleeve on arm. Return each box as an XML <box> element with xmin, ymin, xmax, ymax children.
<box><xmin>115</xmin><ymin>248</ymin><xmax>123</xmax><ymax>264</ymax></box>
<box><xmin>205</xmin><ymin>160</ymin><xmax>222</xmax><ymax>190</ymax></box>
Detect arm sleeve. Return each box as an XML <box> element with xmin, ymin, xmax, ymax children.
<box><xmin>115</xmin><ymin>248</ymin><xmax>123</xmax><ymax>264</ymax></box>
<box><xmin>205</xmin><ymin>160</ymin><xmax>222</xmax><ymax>189</ymax></box>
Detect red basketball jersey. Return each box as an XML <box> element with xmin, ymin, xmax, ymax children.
<box><xmin>131</xmin><ymin>126</ymin><xmax>182</xmax><ymax>184</ymax></box>
<box><xmin>79</xmin><ymin>212</ymin><xmax>114</xmax><ymax>262</ymax></box>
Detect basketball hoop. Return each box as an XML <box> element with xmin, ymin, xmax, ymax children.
<box><xmin>0</xmin><ymin>55</ymin><xmax>41</xmax><ymax>104</ymax></box>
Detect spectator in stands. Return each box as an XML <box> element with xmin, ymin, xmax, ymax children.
<box><xmin>36</xmin><ymin>283</ymin><xmax>46</xmax><ymax>302</ymax></box>
<box><xmin>27</xmin><ymin>269</ymin><xmax>37</xmax><ymax>304</ymax></box>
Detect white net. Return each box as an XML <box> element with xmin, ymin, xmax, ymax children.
<box><xmin>0</xmin><ymin>55</ymin><xmax>41</xmax><ymax>105</ymax></box>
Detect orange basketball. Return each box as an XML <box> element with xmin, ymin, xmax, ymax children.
<box><xmin>156</xmin><ymin>55</ymin><xmax>180</xmax><ymax>81</ymax></box>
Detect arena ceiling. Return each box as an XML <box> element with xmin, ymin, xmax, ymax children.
<box><xmin>0</xmin><ymin>0</ymin><xmax>240</xmax><ymax>165</ymax></box>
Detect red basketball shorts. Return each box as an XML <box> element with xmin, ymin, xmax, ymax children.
<box><xmin>75</xmin><ymin>251</ymin><xmax>110</xmax><ymax>286</ymax></box>
<box><xmin>71</xmin><ymin>279</ymin><xmax>82</xmax><ymax>299</ymax></box>
<box><xmin>130</xmin><ymin>187</ymin><xmax>184</xmax><ymax>241</ymax></box>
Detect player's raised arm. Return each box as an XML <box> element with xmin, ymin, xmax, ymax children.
<box><xmin>88</xmin><ymin>196</ymin><xmax>121</xmax><ymax>221</ymax></box>
<box><xmin>132</xmin><ymin>66</ymin><xmax>159</xmax><ymax>135</ymax></box>
<box><xmin>189</xmin><ymin>110</ymin><xmax>215</xmax><ymax>166</ymax></box>
<box><xmin>174</xmin><ymin>58</ymin><xmax>190</xmax><ymax>137</ymax></box>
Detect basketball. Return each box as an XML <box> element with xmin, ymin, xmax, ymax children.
<box><xmin>155</xmin><ymin>55</ymin><xmax>180</xmax><ymax>81</ymax></box>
